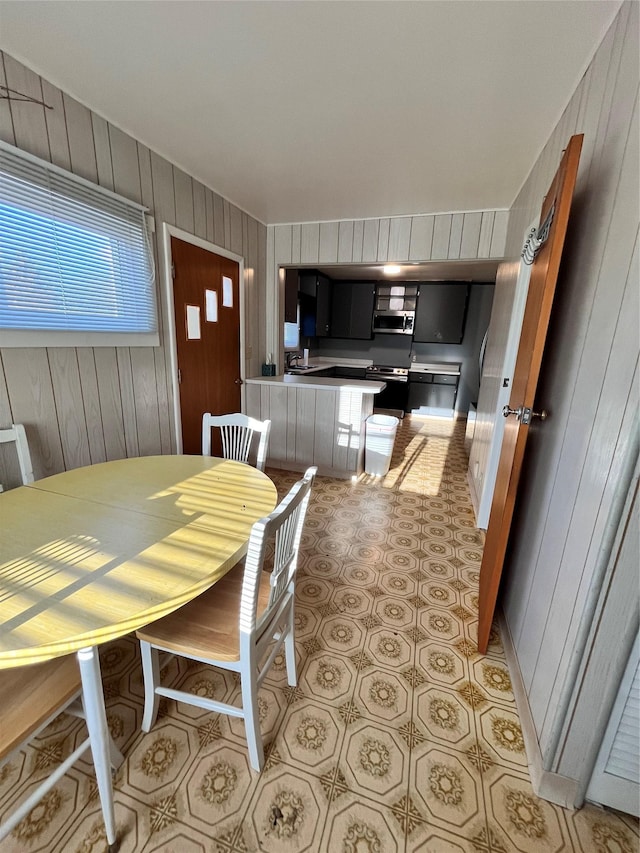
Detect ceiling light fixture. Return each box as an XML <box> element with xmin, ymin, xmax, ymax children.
<box><xmin>383</xmin><ymin>264</ymin><xmax>402</xmax><ymax>276</ymax></box>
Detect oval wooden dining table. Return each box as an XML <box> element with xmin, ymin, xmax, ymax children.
<box><xmin>0</xmin><ymin>455</ymin><xmax>277</xmax><ymax>851</ymax></box>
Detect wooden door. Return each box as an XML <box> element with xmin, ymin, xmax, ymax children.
<box><xmin>477</xmin><ymin>135</ymin><xmax>583</xmax><ymax>654</ymax></box>
<box><xmin>171</xmin><ymin>238</ymin><xmax>241</xmax><ymax>455</ymax></box>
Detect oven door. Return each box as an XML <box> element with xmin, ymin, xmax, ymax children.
<box><xmin>373</xmin><ymin>311</ymin><xmax>414</xmax><ymax>334</ymax></box>
<box><xmin>367</xmin><ymin>373</ymin><xmax>409</xmax><ymax>414</ymax></box>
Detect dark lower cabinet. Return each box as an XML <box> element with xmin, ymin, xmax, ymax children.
<box><xmin>413</xmin><ymin>282</ymin><xmax>470</xmax><ymax>343</ymax></box>
<box><xmin>333</xmin><ymin>366</ymin><xmax>366</xmax><ymax>379</ymax></box>
<box><xmin>308</xmin><ymin>367</ymin><xmax>334</xmax><ymax>377</ymax></box>
<box><xmin>375</xmin><ymin>381</ymin><xmax>409</xmax><ymax>413</ymax></box>
<box><xmin>330</xmin><ymin>281</ymin><xmax>375</xmax><ymax>339</ymax></box>
<box><xmin>407</xmin><ymin>372</ymin><xmax>459</xmax><ymax>412</ymax></box>
<box><xmin>408</xmin><ymin>382</ymin><xmax>456</xmax><ymax>411</ymax></box>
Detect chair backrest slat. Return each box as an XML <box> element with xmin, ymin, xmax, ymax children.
<box><xmin>202</xmin><ymin>413</ymin><xmax>271</xmax><ymax>471</ymax></box>
<box><xmin>270</xmin><ymin>509</ymin><xmax>301</xmax><ymax>606</ymax></box>
<box><xmin>240</xmin><ymin>466</ymin><xmax>316</xmax><ymax>638</ymax></box>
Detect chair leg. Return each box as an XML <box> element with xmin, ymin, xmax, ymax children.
<box><xmin>109</xmin><ymin>737</ymin><xmax>124</xmax><ymax>770</ymax></box>
<box><xmin>240</xmin><ymin>668</ymin><xmax>264</xmax><ymax>771</ymax></box>
<box><xmin>77</xmin><ymin>647</ymin><xmax>118</xmax><ymax>851</ymax></box>
<box><xmin>283</xmin><ymin>599</ymin><xmax>297</xmax><ymax>687</ymax></box>
<box><xmin>284</xmin><ymin>624</ymin><xmax>297</xmax><ymax>688</ymax></box>
<box><xmin>140</xmin><ymin>642</ymin><xmax>161</xmax><ymax>733</ymax></box>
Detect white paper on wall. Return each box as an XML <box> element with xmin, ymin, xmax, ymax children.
<box><xmin>222</xmin><ymin>276</ymin><xmax>233</xmax><ymax>308</ymax></box>
<box><xmin>205</xmin><ymin>289</ymin><xmax>218</xmax><ymax>322</ymax></box>
<box><xmin>186</xmin><ymin>305</ymin><xmax>201</xmax><ymax>339</ymax></box>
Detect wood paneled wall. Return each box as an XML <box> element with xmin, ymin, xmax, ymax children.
<box><xmin>0</xmin><ymin>51</ymin><xmax>267</xmax><ymax>486</ymax></box>
<box><xmin>266</xmin><ymin>209</ymin><xmax>508</xmax><ymax>366</ymax></box>
<box><xmin>476</xmin><ymin>1</ymin><xmax>638</xmax><ymax>790</ymax></box>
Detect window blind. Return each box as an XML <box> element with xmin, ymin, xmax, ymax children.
<box><xmin>0</xmin><ymin>141</ymin><xmax>157</xmax><ymax>344</ymax></box>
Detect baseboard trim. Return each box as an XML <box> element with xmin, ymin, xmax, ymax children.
<box><xmin>498</xmin><ymin>609</ymin><xmax>581</xmax><ymax>808</ymax></box>
<box><xmin>266</xmin><ymin>457</ymin><xmax>356</xmax><ymax>480</ymax></box>
<box><xmin>467</xmin><ymin>468</ymin><xmax>480</xmax><ymax>526</ymax></box>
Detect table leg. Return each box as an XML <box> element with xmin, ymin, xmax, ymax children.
<box><xmin>77</xmin><ymin>646</ymin><xmax>119</xmax><ymax>853</ymax></box>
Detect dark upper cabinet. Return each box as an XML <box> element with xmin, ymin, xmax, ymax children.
<box><xmin>284</xmin><ymin>269</ymin><xmax>299</xmax><ymax>323</ymax></box>
<box><xmin>330</xmin><ymin>281</ymin><xmax>351</xmax><ymax>338</ymax></box>
<box><xmin>297</xmin><ymin>272</ymin><xmax>375</xmax><ymax>339</ymax></box>
<box><xmin>299</xmin><ymin>271</ymin><xmax>331</xmax><ymax>337</ymax></box>
<box><xmin>413</xmin><ymin>282</ymin><xmax>470</xmax><ymax>343</ymax></box>
<box><xmin>330</xmin><ymin>281</ymin><xmax>375</xmax><ymax>340</ymax></box>
<box><xmin>316</xmin><ymin>275</ymin><xmax>331</xmax><ymax>337</ymax></box>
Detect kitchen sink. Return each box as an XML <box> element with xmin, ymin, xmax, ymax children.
<box><xmin>286</xmin><ymin>365</ymin><xmax>316</xmax><ymax>372</ymax></box>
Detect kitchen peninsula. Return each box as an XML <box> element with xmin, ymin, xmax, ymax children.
<box><xmin>245</xmin><ymin>368</ymin><xmax>385</xmax><ymax>477</ymax></box>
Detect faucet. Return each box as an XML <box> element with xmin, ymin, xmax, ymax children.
<box><xmin>286</xmin><ymin>352</ymin><xmax>302</xmax><ymax>368</ymax></box>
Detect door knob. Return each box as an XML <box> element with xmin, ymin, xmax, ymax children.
<box><xmin>502</xmin><ymin>405</ymin><xmax>523</xmax><ymax>419</ymax></box>
<box><xmin>503</xmin><ymin>405</ymin><xmax>548</xmax><ymax>424</ymax></box>
<box><xmin>234</xmin><ymin>378</ymin><xmax>243</xmax><ymax>385</ymax></box>
<box><xmin>530</xmin><ymin>409</ymin><xmax>548</xmax><ymax>421</ymax></box>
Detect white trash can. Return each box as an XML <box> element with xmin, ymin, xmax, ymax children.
<box><xmin>365</xmin><ymin>414</ymin><xmax>399</xmax><ymax>476</ymax></box>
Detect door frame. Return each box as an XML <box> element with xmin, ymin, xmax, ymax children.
<box><xmin>160</xmin><ymin>223</ymin><xmax>246</xmax><ymax>453</ymax></box>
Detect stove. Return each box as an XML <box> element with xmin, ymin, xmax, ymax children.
<box><xmin>365</xmin><ymin>365</ymin><xmax>409</xmax><ymax>382</ymax></box>
<box><xmin>365</xmin><ymin>365</ymin><xmax>409</xmax><ymax>416</ymax></box>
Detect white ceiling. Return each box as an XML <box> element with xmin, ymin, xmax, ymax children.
<box><xmin>0</xmin><ymin>1</ymin><xmax>619</xmax><ymax>225</ymax></box>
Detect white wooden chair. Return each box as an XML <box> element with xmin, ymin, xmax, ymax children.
<box><xmin>201</xmin><ymin>413</ymin><xmax>271</xmax><ymax>471</ymax></box>
<box><xmin>0</xmin><ymin>656</ymin><xmax>123</xmax><ymax>842</ymax></box>
<box><xmin>136</xmin><ymin>466</ymin><xmax>316</xmax><ymax>771</ymax></box>
<box><xmin>0</xmin><ymin>424</ymin><xmax>34</xmax><ymax>492</ymax></box>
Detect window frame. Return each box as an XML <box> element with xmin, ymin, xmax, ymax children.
<box><xmin>0</xmin><ymin>140</ymin><xmax>159</xmax><ymax>348</ymax></box>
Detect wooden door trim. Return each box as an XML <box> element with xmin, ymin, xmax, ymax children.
<box><xmin>160</xmin><ymin>223</ymin><xmax>245</xmax><ymax>453</ymax></box>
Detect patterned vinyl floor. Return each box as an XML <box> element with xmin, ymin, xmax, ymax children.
<box><xmin>1</xmin><ymin>416</ymin><xmax>638</xmax><ymax>852</ymax></box>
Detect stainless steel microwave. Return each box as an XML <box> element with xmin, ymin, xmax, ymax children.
<box><xmin>372</xmin><ymin>310</ymin><xmax>415</xmax><ymax>335</ymax></box>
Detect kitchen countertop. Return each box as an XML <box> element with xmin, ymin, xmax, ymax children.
<box><xmin>247</xmin><ymin>357</ymin><xmax>383</xmax><ymax>391</ymax></box>
<box><xmin>247</xmin><ymin>358</ymin><xmax>461</xmax><ymax>389</ymax></box>
<box><xmin>245</xmin><ymin>373</ymin><xmax>385</xmax><ymax>393</ymax></box>
<box><xmin>410</xmin><ymin>361</ymin><xmax>461</xmax><ymax>375</ymax></box>
<box><xmin>280</xmin><ymin>358</ymin><xmax>461</xmax><ymax>376</ymax></box>
<box><xmin>284</xmin><ymin>357</ymin><xmax>371</xmax><ymax>375</ymax></box>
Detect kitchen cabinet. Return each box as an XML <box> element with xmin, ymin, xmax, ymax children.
<box><xmin>375</xmin><ymin>283</ymin><xmax>418</xmax><ymax>312</ymax></box>
<box><xmin>407</xmin><ymin>365</ymin><xmax>460</xmax><ymax>413</ymax></box>
<box><xmin>284</xmin><ymin>269</ymin><xmax>299</xmax><ymax>323</ymax></box>
<box><xmin>304</xmin><ymin>367</ymin><xmax>334</xmax><ymax>377</ymax></box>
<box><xmin>286</xmin><ymin>366</ymin><xmax>367</xmax><ymax>379</ymax></box>
<box><xmin>300</xmin><ymin>272</ymin><xmax>331</xmax><ymax>337</ymax></box>
<box><xmin>330</xmin><ymin>281</ymin><xmax>375</xmax><ymax>340</ymax></box>
<box><xmin>333</xmin><ymin>366</ymin><xmax>366</xmax><ymax>380</ymax></box>
<box><xmin>413</xmin><ymin>282</ymin><xmax>470</xmax><ymax>344</ymax></box>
